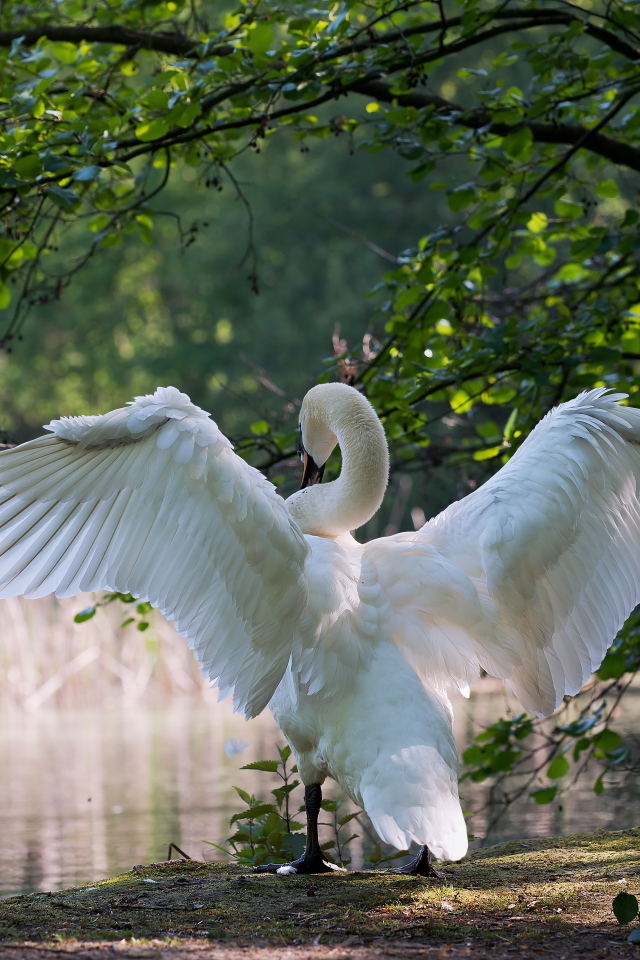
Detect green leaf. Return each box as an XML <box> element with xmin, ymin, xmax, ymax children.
<box><xmin>448</xmin><ymin>184</ymin><xmax>475</xmax><ymax>212</ymax></box>
<box><xmin>135</xmin><ymin>120</ymin><xmax>170</xmax><ymax>142</ymax></box>
<box><xmin>501</xmin><ymin>126</ymin><xmax>533</xmax><ymax>160</ymax></box>
<box><xmin>554</xmin><ymin>262</ymin><xmax>589</xmax><ymax>283</ymax></box>
<box><xmin>241</xmin><ymin>760</ymin><xmax>280</xmax><ymax>772</ymax></box>
<box><xmin>142</xmin><ymin>90</ymin><xmax>170</xmax><ymax>110</ymax></box>
<box><xmin>93</xmin><ymin>187</ymin><xmax>116</xmax><ymax>210</ymax></box>
<box><xmin>72</xmin><ymin>166</ymin><xmax>103</xmax><ymax>182</ymax></box>
<box><xmin>246</xmin><ymin>23</ymin><xmax>273</xmax><ymax>55</ymax></box>
<box><xmin>527</xmin><ymin>212</ymin><xmax>548</xmax><ymax>234</ymax></box>
<box><xmin>230</xmin><ymin>803</ymin><xmax>275</xmax><ymax>825</ymax></box>
<box><xmin>530</xmin><ymin>787</ymin><xmax>557</xmax><ymax>805</ymax></box>
<box><xmin>14</xmin><ymin>154</ymin><xmax>42</xmax><ymax>178</ymax></box>
<box><xmin>596</xmin><ymin>179</ymin><xmax>619</xmax><ymax>200</ymax></box>
<box><xmin>473</xmin><ymin>445</ymin><xmax>501</xmax><ymax>461</ymax></box>
<box><xmin>450</xmin><ymin>389</ymin><xmax>474</xmax><ymax>413</ymax></box>
<box><xmin>283</xmin><ymin>832</ymin><xmax>306</xmax><ymax>859</ymax></box>
<box><xmin>554</xmin><ymin>197</ymin><xmax>583</xmax><ymax>219</ymax></box>
<box><xmin>593</xmin><ymin>729</ymin><xmax>622</xmax><ymax>753</ymax></box>
<box><xmin>74</xmin><ymin>606</ymin><xmax>96</xmax><ymax>623</ymax></box>
<box><xmin>51</xmin><ymin>42</ymin><xmax>78</xmax><ymax>64</ymax></box>
<box><xmin>503</xmin><ymin>407</ymin><xmax>518</xmax><ymax>442</ymax></box>
<box><xmin>546</xmin><ymin>756</ymin><xmax>569</xmax><ymax>779</ymax></box>
<box><xmin>232</xmin><ymin>786</ymin><xmax>251</xmax><ymax>805</ymax></box>
<box><xmin>337</xmin><ymin>811</ymin><xmax>360</xmax><ymax>826</ymax></box>
<box><xmin>462</xmin><ymin>745</ymin><xmax>484</xmax><ymax>764</ymax></box>
<box><xmin>598</xmin><ymin>651</ymin><xmax>627</xmax><ymax>680</ymax></box>
<box><xmin>172</xmin><ymin>101</ymin><xmax>202</xmax><ymax>128</ymax></box>
<box><xmin>613</xmin><ymin>892</ymin><xmax>639</xmax><ymax>924</ymax></box>
<box><xmin>250</xmin><ymin>420</ymin><xmax>270</xmax><ymax>436</ymax></box>
<box><xmin>47</xmin><ymin>185</ymin><xmax>81</xmax><ymax>211</ymax></box>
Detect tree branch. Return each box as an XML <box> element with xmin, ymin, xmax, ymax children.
<box><xmin>0</xmin><ymin>25</ymin><xmax>232</xmax><ymax>56</ymax></box>
<box><xmin>351</xmin><ymin>79</ymin><xmax>640</xmax><ymax>174</ymax></box>
<box><xmin>4</xmin><ymin>5</ymin><xmax>638</xmax><ymax>65</ymax></box>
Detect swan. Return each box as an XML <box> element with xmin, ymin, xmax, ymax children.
<box><xmin>1</xmin><ymin>383</ymin><xmax>640</xmax><ymax>877</ymax></box>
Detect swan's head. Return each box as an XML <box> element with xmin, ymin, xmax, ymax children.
<box><xmin>288</xmin><ymin>383</ymin><xmax>389</xmax><ymax>537</ymax></box>
<box><xmin>298</xmin><ymin>384</ymin><xmax>345</xmax><ymax>488</ymax></box>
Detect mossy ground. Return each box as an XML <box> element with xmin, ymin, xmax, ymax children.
<box><xmin>0</xmin><ymin>828</ymin><xmax>638</xmax><ymax>958</ymax></box>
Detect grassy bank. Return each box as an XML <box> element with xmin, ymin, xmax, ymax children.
<box><xmin>0</xmin><ymin>828</ymin><xmax>638</xmax><ymax>958</ymax></box>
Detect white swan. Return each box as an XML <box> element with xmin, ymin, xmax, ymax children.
<box><xmin>1</xmin><ymin>383</ymin><xmax>640</xmax><ymax>876</ymax></box>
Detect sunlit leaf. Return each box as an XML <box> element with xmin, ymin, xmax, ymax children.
<box><xmin>135</xmin><ymin>120</ymin><xmax>170</xmax><ymax>142</ymax></box>
<box><xmin>530</xmin><ymin>787</ymin><xmax>557</xmax><ymax>805</ymax></box>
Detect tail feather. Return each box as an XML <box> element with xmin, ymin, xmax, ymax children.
<box><xmin>360</xmin><ymin>744</ymin><xmax>468</xmax><ymax>862</ymax></box>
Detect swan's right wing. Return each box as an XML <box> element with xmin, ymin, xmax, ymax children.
<box><xmin>0</xmin><ymin>387</ymin><xmax>308</xmax><ymax>717</ymax></box>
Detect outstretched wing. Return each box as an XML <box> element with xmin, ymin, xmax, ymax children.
<box><xmin>0</xmin><ymin>387</ymin><xmax>308</xmax><ymax>717</ymax></box>
<box><xmin>370</xmin><ymin>390</ymin><xmax>640</xmax><ymax>715</ymax></box>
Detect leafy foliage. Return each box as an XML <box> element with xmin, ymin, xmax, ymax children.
<box><xmin>461</xmin><ymin>613</ymin><xmax>640</xmax><ymax>827</ymax></box>
<box><xmin>75</xmin><ymin>592</ymin><xmax>153</xmax><ymax>631</ymax></box>
<box><xmin>204</xmin><ymin>744</ymin><xmax>362</xmax><ymax>868</ymax></box>
<box><xmin>204</xmin><ymin>744</ymin><xmax>306</xmax><ymax>868</ymax></box>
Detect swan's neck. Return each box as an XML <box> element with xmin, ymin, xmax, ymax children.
<box><xmin>286</xmin><ymin>388</ymin><xmax>389</xmax><ymax>538</ymax></box>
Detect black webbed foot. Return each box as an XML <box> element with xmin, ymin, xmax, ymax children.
<box><xmin>388</xmin><ymin>846</ymin><xmax>446</xmax><ymax>879</ymax></box>
<box><xmin>254</xmin><ymin>852</ymin><xmax>345</xmax><ymax>876</ymax></box>
<box><xmin>253</xmin><ymin>783</ymin><xmax>347</xmax><ymax>877</ymax></box>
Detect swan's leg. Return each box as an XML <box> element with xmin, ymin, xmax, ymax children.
<box><xmin>253</xmin><ymin>784</ymin><xmax>345</xmax><ymax>876</ymax></box>
<box><xmin>388</xmin><ymin>845</ymin><xmax>445</xmax><ymax>878</ymax></box>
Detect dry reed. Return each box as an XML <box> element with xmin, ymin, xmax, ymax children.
<box><xmin>0</xmin><ymin>595</ymin><xmax>208</xmax><ymax>709</ymax></box>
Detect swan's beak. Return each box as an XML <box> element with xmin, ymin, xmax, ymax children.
<box><xmin>300</xmin><ymin>447</ymin><xmax>325</xmax><ymax>488</ymax></box>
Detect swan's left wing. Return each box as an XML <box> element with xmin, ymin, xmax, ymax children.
<box><xmin>0</xmin><ymin>387</ymin><xmax>308</xmax><ymax>717</ymax></box>
<box><xmin>368</xmin><ymin>390</ymin><xmax>640</xmax><ymax>715</ymax></box>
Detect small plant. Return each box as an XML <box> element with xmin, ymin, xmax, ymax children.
<box><xmin>613</xmin><ymin>891</ymin><xmax>640</xmax><ymax>943</ymax></box>
<box><xmin>205</xmin><ymin>744</ymin><xmax>305</xmax><ymax>868</ymax></box>
<box><xmin>206</xmin><ymin>744</ymin><xmax>364</xmax><ymax>869</ymax></box>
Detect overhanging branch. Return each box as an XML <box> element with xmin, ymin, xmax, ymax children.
<box><xmin>0</xmin><ymin>25</ymin><xmax>232</xmax><ymax>56</ymax></box>
<box><xmin>3</xmin><ymin>6</ymin><xmax>640</xmax><ymax>63</ymax></box>
<box><xmin>351</xmin><ymin>79</ymin><xmax>640</xmax><ymax>174</ymax></box>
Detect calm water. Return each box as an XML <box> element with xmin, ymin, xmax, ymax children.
<box><xmin>1</xmin><ymin>683</ymin><xmax>639</xmax><ymax>898</ymax></box>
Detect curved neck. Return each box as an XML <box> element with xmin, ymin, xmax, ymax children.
<box><xmin>286</xmin><ymin>386</ymin><xmax>389</xmax><ymax>538</ymax></box>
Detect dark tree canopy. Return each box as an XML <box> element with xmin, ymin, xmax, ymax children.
<box><xmin>2</xmin><ymin>0</ymin><xmax>640</xmax><ymax>453</ymax></box>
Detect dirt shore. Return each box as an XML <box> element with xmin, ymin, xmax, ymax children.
<box><xmin>0</xmin><ymin>828</ymin><xmax>638</xmax><ymax>959</ymax></box>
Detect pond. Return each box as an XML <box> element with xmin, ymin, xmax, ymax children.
<box><xmin>0</xmin><ymin>597</ymin><xmax>638</xmax><ymax>898</ymax></box>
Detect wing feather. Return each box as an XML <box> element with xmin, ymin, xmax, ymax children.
<box><xmin>0</xmin><ymin>386</ymin><xmax>308</xmax><ymax>717</ymax></box>
<box><xmin>371</xmin><ymin>390</ymin><xmax>640</xmax><ymax>714</ymax></box>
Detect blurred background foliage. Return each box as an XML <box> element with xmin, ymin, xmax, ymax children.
<box><xmin>0</xmin><ymin>136</ymin><xmax>423</xmax><ymax>447</ymax></box>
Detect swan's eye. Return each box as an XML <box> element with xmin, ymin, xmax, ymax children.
<box><xmin>297</xmin><ymin>431</ymin><xmax>305</xmax><ymax>463</ymax></box>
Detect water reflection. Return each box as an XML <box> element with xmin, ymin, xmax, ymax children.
<box><xmin>0</xmin><ymin>698</ymin><xmax>282</xmax><ymax>898</ymax></box>
<box><xmin>1</xmin><ymin>683</ymin><xmax>639</xmax><ymax>898</ymax></box>
<box><xmin>0</xmin><ymin>596</ymin><xmax>639</xmax><ymax>898</ymax></box>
